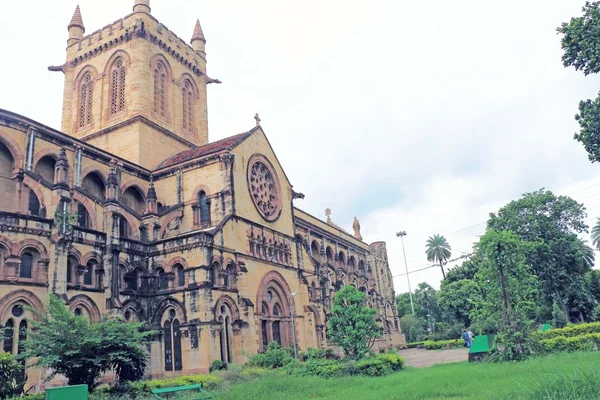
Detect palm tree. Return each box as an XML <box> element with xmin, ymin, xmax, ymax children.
<box><xmin>425</xmin><ymin>234</ymin><xmax>451</xmax><ymax>279</ymax></box>
<box><xmin>592</xmin><ymin>217</ymin><xmax>600</xmax><ymax>251</ymax></box>
<box><xmin>580</xmin><ymin>239</ymin><xmax>595</xmax><ymax>270</ymax></box>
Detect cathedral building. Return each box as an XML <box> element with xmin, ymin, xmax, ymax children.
<box><xmin>0</xmin><ymin>0</ymin><xmax>404</xmax><ymax>390</ymax></box>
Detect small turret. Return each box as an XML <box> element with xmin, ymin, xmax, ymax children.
<box><xmin>106</xmin><ymin>160</ymin><xmax>119</xmax><ymax>201</ymax></box>
<box><xmin>53</xmin><ymin>148</ymin><xmax>70</xmax><ymax>189</ymax></box>
<box><xmin>191</xmin><ymin>19</ymin><xmax>206</xmax><ymax>62</ymax></box>
<box><xmin>144</xmin><ymin>179</ymin><xmax>158</xmax><ymax>215</ymax></box>
<box><xmin>133</xmin><ymin>0</ymin><xmax>151</xmax><ymax>14</ymax></box>
<box><xmin>353</xmin><ymin>217</ymin><xmax>363</xmax><ymax>241</ymax></box>
<box><xmin>67</xmin><ymin>5</ymin><xmax>85</xmax><ymax>46</ymax></box>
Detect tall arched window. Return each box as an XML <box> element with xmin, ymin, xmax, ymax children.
<box><xmin>153</xmin><ymin>61</ymin><xmax>167</xmax><ymax>117</ymax></box>
<box><xmin>84</xmin><ymin>260</ymin><xmax>95</xmax><ymax>286</ymax></box>
<box><xmin>199</xmin><ymin>191</ymin><xmax>210</xmax><ymax>226</ymax></box>
<box><xmin>35</xmin><ymin>156</ymin><xmax>56</xmax><ymax>184</ymax></box>
<box><xmin>182</xmin><ymin>80</ymin><xmax>194</xmax><ymax>132</ymax></box>
<box><xmin>173</xmin><ymin>264</ymin><xmax>185</xmax><ymax>287</ymax></box>
<box><xmin>226</xmin><ymin>263</ymin><xmax>236</xmax><ymax>289</ymax></box>
<box><xmin>18</xmin><ymin>320</ymin><xmax>27</xmax><ymax>355</ymax></box>
<box><xmin>157</xmin><ymin>267</ymin><xmax>168</xmax><ymax>290</ymax></box>
<box><xmin>20</xmin><ymin>252</ymin><xmax>33</xmax><ymax>279</ymax></box>
<box><xmin>79</xmin><ymin>73</ymin><xmax>94</xmax><ymax>128</ymax></box>
<box><xmin>67</xmin><ymin>255</ymin><xmax>78</xmax><ymax>284</ymax></box>
<box><xmin>3</xmin><ymin>318</ymin><xmax>13</xmax><ymax>353</ymax></box>
<box><xmin>219</xmin><ymin>305</ymin><xmax>233</xmax><ymax>363</ymax></box>
<box><xmin>110</xmin><ymin>58</ymin><xmax>126</xmax><ymax>115</ymax></box>
<box><xmin>82</xmin><ymin>172</ymin><xmax>106</xmax><ymax>200</ymax></box>
<box><xmin>76</xmin><ymin>202</ymin><xmax>90</xmax><ymax>228</ymax></box>
<box><xmin>163</xmin><ymin>314</ymin><xmax>183</xmax><ymax>371</ymax></box>
<box><xmin>28</xmin><ymin>189</ymin><xmax>41</xmax><ymax>217</ymax></box>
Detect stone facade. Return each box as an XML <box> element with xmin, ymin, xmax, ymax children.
<box><xmin>0</xmin><ymin>0</ymin><xmax>404</xmax><ymax>391</ymax></box>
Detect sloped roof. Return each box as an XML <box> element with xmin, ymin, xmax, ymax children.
<box><xmin>158</xmin><ymin>129</ymin><xmax>255</xmax><ymax>168</ymax></box>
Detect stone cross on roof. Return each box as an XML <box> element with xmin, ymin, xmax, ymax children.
<box><xmin>254</xmin><ymin>113</ymin><xmax>261</xmax><ymax>127</ymax></box>
<box><xmin>325</xmin><ymin>208</ymin><xmax>332</xmax><ymax>223</ymax></box>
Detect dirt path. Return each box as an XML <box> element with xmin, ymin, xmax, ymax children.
<box><xmin>398</xmin><ymin>348</ymin><xmax>469</xmax><ymax>368</ymax></box>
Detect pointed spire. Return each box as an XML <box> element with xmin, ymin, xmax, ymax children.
<box><xmin>68</xmin><ymin>5</ymin><xmax>85</xmax><ymax>31</ymax></box>
<box><xmin>191</xmin><ymin>19</ymin><xmax>206</xmax><ymax>43</ymax></box>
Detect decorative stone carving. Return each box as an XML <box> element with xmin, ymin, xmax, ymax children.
<box><xmin>247</xmin><ymin>154</ymin><xmax>282</xmax><ymax>222</ymax></box>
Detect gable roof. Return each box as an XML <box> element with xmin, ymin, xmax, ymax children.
<box><xmin>157</xmin><ymin>128</ymin><xmax>257</xmax><ymax>169</ymax></box>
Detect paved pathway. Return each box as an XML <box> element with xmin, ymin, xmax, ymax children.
<box><xmin>398</xmin><ymin>348</ymin><xmax>468</xmax><ymax>368</ymax></box>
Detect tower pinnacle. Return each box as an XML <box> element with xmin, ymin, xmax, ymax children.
<box><xmin>68</xmin><ymin>5</ymin><xmax>85</xmax><ymax>31</ymax></box>
<box><xmin>133</xmin><ymin>0</ymin><xmax>151</xmax><ymax>14</ymax></box>
<box><xmin>191</xmin><ymin>19</ymin><xmax>206</xmax><ymax>44</ymax></box>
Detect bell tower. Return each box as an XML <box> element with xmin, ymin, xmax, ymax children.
<box><xmin>53</xmin><ymin>1</ymin><xmax>212</xmax><ymax>169</ymax></box>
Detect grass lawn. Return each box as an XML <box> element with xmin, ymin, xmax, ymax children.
<box><xmin>208</xmin><ymin>352</ymin><xmax>600</xmax><ymax>400</ymax></box>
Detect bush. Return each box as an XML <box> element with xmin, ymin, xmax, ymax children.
<box><xmin>533</xmin><ymin>321</ymin><xmax>600</xmax><ymax>340</ymax></box>
<box><xmin>101</xmin><ymin>374</ymin><xmax>223</xmax><ymax>398</ymax></box>
<box><xmin>283</xmin><ymin>359</ymin><xmax>344</xmax><ymax>379</ymax></box>
<box><xmin>423</xmin><ymin>339</ymin><xmax>463</xmax><ymax>349</ymax></box>
<box><xmin>0</xmin><ymin>351</ymin><xmax>26</xmax><ymax>398</ymax></box>
<box><xmin>355</xmin><ymin>358</ymin><xmax>390</xmax><ymax>376</ymax></box>
<box><xmin>538</xmin><ymin>332</ymin><xmax>600</xmax><ymax>353</ymax></box>
<box><xmin>375</xmin><ymin>353</ymin><xmax>405</xmax><ymax>371</ymax></box>
<box><xmin>299</xmin><ymin>347</ymin><xmax>326</xmax><ymax>361</ymax></box>
<box><xmin>211</xmin><ymin>359</ymin><xmax>225</xmax><ymax>371</ymax></box>
<box><xmin>248</xmin><ymin>342</ymin><xmax>293</xmax><ymax>369</ymax></box>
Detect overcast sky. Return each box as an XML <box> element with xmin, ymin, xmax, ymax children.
<box><xmin>1</xmin><ymin>0</ymin><xmax>600</xmax><ymax>294</ymax></box>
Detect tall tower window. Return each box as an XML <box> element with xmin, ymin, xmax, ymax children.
<box><xmin>110</xmin><ymin>58</ymin><xmax>126</xmax><ymax>115</ymax></box>
<box><xmin>182</xmin><ymin>80</ymin><xmax>194</xmax><ymax>131</ymax></box>
<box><xmin>153</xmin><ymin>62</ymin><xmax>167</xmax><ymax>117</ymax></box>
<box><xmin>78</xmin><ymin>73</ymin><xmax>94</xmax><ymax>128</ymax></box>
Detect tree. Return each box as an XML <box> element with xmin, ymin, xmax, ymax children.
<box><xmin>425</xmin><ymin>234</ymin><xmax>452</xmax><ymax>279</ymax></box>
<box><xmin>487</xmin><ymin>189</ymin><xmax>589</xmax><ymax>321</ymax></box>
<box><xmin>396</xmin><ymin>292</ymin><xmax>418</xmax><ymax>318</ymax></box>
<box><xmin>438</xmin><ymin>279</ymin><xmax>482</xmax><ymax>326</ymax></box>
<box><xmin>592</xmin><ymin>218</ymin><xmax>600</xmax><ymax>250</ymax></box>
<box><xmin>399</xmin><ymin>314</ymin><xmax>427</xmax><ymax>343</ymax></box>
<box><xmin>558</xmin><ymin>2</ymin><xmax>600</xmax><ymax>162</ymax></box>
<box><xmin>441</xmin><ymin>256</ymin><xmax>482</xmax><ymax>288</ymax></box>
<box><xmin>413</xmin><ymin>282</ymin><xmax>441</xmax><ymax>322</ymax></box>
<box><xmin>23</xmin><ymin>295</ymin><xmax>152</xmax><ymax>391</ymax></box>
<box><xmin>552</xmin><ymin>302</ymin><xmax>568</xmax><ymax>328</ymax></box>
<box><xmin>476</xmin><ymin>230</ymin><xmax>539</xmax><ymax>361</ymax></box>
<box><xmin>327</xmin><ymin>286</ymin><xmax>380</xmax><ymax>359</ymax></box>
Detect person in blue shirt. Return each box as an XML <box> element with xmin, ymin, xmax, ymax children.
<box><xmin>462</xmin><ymin>330</ymin><xmax>472</xmax><ymax>348</ymax></box>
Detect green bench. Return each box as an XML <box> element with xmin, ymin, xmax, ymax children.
<box><xmin>152</xmin><ymin>383</ymin><xmax>213</xmax><ymax>399</ymax></box>
<box><xmin>45</xmin><ymin>384</ymin><xmax>88</xmax><ymax>400</ymax></box>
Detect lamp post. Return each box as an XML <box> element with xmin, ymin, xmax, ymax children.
<box><xmin>289</xmin><ymin>292</ymin><xmax>297</xmax><ymax>359</ymax></box>
<box><xmin>396</xmin><ymin>231</ymin><xmax>415</xmax><ymax>315</ymax></box>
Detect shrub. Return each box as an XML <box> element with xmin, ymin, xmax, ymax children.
<box><xmin>300</xmin><ymin>347</ymin><xmax>326</xmax><ymax>361</ymax></box>
<box><xmin>248</xmin><ymin>342</ymin><xmax>293</xmax><ymax>369</ymax></box>
<box><xmin>533</xmin><ymin>321</ymin><xmax>600</xmax><ymax>340</ymax></box>
<box><xmin>101</xmin><ymin>374</ymin><xmax>223</xmax><ymax>398</ymax></box>
<box><xmin>538</xmin><ymin>332</ymin><xmax>600</xmax><ymax>353</ymax></box>
<box><xmin>211</xmin><ymin>359</ymin><xmax>225</xmax><ymax>371</ymax></box>
<box><xmin>283</xmin><ymin>359</ymin><xmax>344</xmax><ymax>379</ymax></box>
<box><xmin>423</xmin><ymin>339</ymin><xmax>463</xmax><ymax>349</ymax></box>
<box><xmin>355</xmin><ymin>358</ymin><xmax>390</xmax><ymax>376</ymax></box>
<box><xmin>375</xmin><ymin>353</ymin><xmax>405</xmax><ymax>371</ymax></box>
<box><xmin>0</xmin><ymin>351</ymin><xmax>26</xmax><ymax>398</ymax></box>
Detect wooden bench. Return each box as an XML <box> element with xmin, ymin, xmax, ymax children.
<box><xmin>151</xmin><ymin>383</ymin><xmax>213</xmax><ymax>399</ymax></box>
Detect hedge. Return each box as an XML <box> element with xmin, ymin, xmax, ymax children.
<box><xmin>533</xmin><ymin>322</ymin><xmax>600</xmax><ymax>340</ymax></box>
<box><xmin>538</xmin><ymin>333</ymin><xmax>600</xmax><ymax>353</ymax></box>
<box><xmin>423</xmin><ymin>339</ymin><xmax>463</xmax><ymax>350</ymax></box>
<box><xmin>281</xmin><ymin>353</ymin><xmax>405</xmax><ymax>378</ymax></box>
<box><xmin>406</xmin><ymin>341</ymin><xmax>426</xmax><ymax>349</ymax></box>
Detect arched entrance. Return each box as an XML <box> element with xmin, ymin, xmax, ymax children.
<box><xmin>256</xmin><ymin>271</ymin><xmax>295</xmax><ymax>352</ymax></box>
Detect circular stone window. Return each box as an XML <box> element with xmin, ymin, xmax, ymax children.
<box><xmin>11</xmin><ymin>305</ymin><xmax>24</xmax><ymax>318</ymax></box>
<box><xmin>247</xmin><ymin>154</ymin><xmax>282</xmax><ymax>222</ymax></box>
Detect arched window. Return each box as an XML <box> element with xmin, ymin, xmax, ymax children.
<box><xmin>311</xmin><ymin>241</ymin><xmax>320</xmax><ymax>257</ymax></box>
<box><xmin>182</xmin><ymin>80</ymin><xmax>194</xmax><ymax>132</ymax></box>
<box><xmin>173</xmin><ymin>264</ymin><xmax>185</xmax><ymax>287</ymax></box>
<box><xmin>3</xmin><ymin>318</ymin><xmax>14</xmax><ymax>353</ymax></box>
<box><xmin>84</xmin><ymin>260</ymin><xmax>96</xmax><ymax>286</ymax></box>
<box><xmin>326</xmin><ymin>247</ymin><xmax>334</xmax><ymax>264</ymax></box>
<box><xmin>82</xmin><ymin>172</ymin><xmax>106</xmax><ymax>200</ymax></box>
<box><xmin>35</xmin><ymin>156</ymin><xmax>56</xmax><ymax>184</ymax></box>
<box><xmin>110</xmin><ymin>58</ymin><xmax>126</xmax><ymax>115</ymax></box>
<box><xmin>218</xmin><ymin>305</ymin><xmax>233</xmax><ymax>364</ymax></box>
<box><xmin>18</xmin><ymin>320</ymin><xmax>27</xmax><ymax>355</ymax></box>
<box><xmin>226</xmin><ymin>263</ymin><xmax>236</xmax><ymax>289</ymax></box>
<box><xmin>119</xmin><ymin>215</ymin><xmax>130</xmax><ymax>238</ymax></box>
<box><xmin>358</xmin><ymin>260</ymin><xmax>365</xmax><ymax>276</ymax></box>
<box><xmin>79</xmin><ymin>72</ymin><xmax>94</xmax><ymax>128</ymax></box>
<box><xmin>20</xmin><ymin>252</ymin><xmax>33</xmax><ymax>279</ymax></box>
<box><xmin>163</xmin><ymin>314</ymin><xmax>183</xmax><ymax>371</ymax></box>
<box><xmin>199</xmin><ymin>191</ymin><xmax>210</xmax><ymax>226</ymax></box>
<box><xmin>28</xmin><ymin>189</ymin><xmax>41</xmax><ymax>217</ymax></box>
<box><xmin>122</xmin><ymin>186</ymin><xmax>145</xmax><ymax>215</ymax></box>
<box><xmin>67</xmin><ymin>255</ymin><xmax>78</xmax><ymax>284</ymax></box>
<box><xmin>119</xmin><ymin>265</ymin><xmax>128</xmax><ymax>290</ymax></box>
<box><xmin>0</xmin><ymin>141</ymin><xmax>16</xmax><ymax>213</ymax></box>
<box><xmin>76</xmin><ymin>202</ymin><xmax>90</xmax><ymax>228</ymax></box>
<box><xmin>153</xmin><ymin>61</ymin><xmax>167</xmax><ymax>117</ymax></box>
<box><xmin>273</xmin><ymin>304</ymin><xmax>281</xmax><ymax>317</ymax></box>
<box><xmin>157</xmin><ymin>267</ymin><xmax>168</xmax><ymax>290</ymax></box>
<box><xmin>133</xmin><ymin>268</ymin><xmax>143</xmax><ymax>291</ymax></box>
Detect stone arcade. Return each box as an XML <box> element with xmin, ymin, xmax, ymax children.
<box><xmin>0</xmin><ymin>0</ymin><xmax>404</xmax><ymax>390</ymax></box>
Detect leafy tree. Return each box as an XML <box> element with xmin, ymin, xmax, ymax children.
<box><xmin>476</xmin><ymin>230</ymin><xmax>538</xmax><ymax>361</ymax></box>
<box><xmin>438</xmin><ymin>279</ymin><xmax>482</xmax><ymax>326</ymax></box>
<box><xmin>0</xmin><ymin>351</ymin><xmax>26</xmax><ymax>398</ymax></box>
<box><xmin>395</xmin><ymin>292</ymin><xmax>417</xmax><ymax>318</ymax></box>
<box><xmin>425</xmin><ymin>234</ymin><xmax>452</xmax><ymax>279</ymax></box>
<box><xmin>413</xmin><ymin>282</ymin><xmax>441</xmax><ymax>322</ymax></box>
<box><xmin>399</xmin><ymin>314</ymin><xmax>427</xmax><ymax>343</ymax></box>
<box><xmin>487</xmin><ymin>189</ymin><xmax>589</xmax><ymax>321</ymax></box>
<box><xmin>558</xmin><ymin>2</ymin><xmax>600</xmax><ymax>162</ymax></box>
<box><xmin>587</xmin><ymin>269</ymin><xmax>600</xmax><ymax>300</ymax></box>
<box><xmin>592</xmin><ymin>218</ymin><xmax>600</xmax><ymax>250</ymax></box>
<box><xmin>442</xmin><ymin>257</ymin><xmax>481</xmax><ymax>288</ymax></box>
<box><xmin>23</xmin><ymin>295</ymin><xmax>152</xmax><ymax>391</ymax></box>
<box><xmin>552</xmin><ymin>302</ymin><xmax>568</xmax><ymax>328</ymax></box>
<box><xmin>327</xmin><ymin>286</ymin><xmax>380</xmax><ymax>359</ymax></box>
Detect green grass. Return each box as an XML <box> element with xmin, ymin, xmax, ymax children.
<box><xmin>209</xmin><ymin>352</ymin><xmax>600</xmax><ymax>400</ymax></box>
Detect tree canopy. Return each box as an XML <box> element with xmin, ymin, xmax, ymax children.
<box><xmin>425</xmin><ymin>234</ymin><xmax>452</xmax><ymax>279</ymax></box>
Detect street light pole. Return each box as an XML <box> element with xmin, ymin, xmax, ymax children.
<box><xmin>396</xmin><ymin>231</ymin><xmax>415</xmax><ymax>315</ymax></box>
<box><xmin>289</xmin><ymin>292</ymin><xmax>297</xmax><ymax>359</ymax></box>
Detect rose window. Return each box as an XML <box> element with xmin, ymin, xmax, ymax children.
<box><xmin>248</xmin><ymin>155</ymin><xmax>282</xmax><ymax>221</ymax></box>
